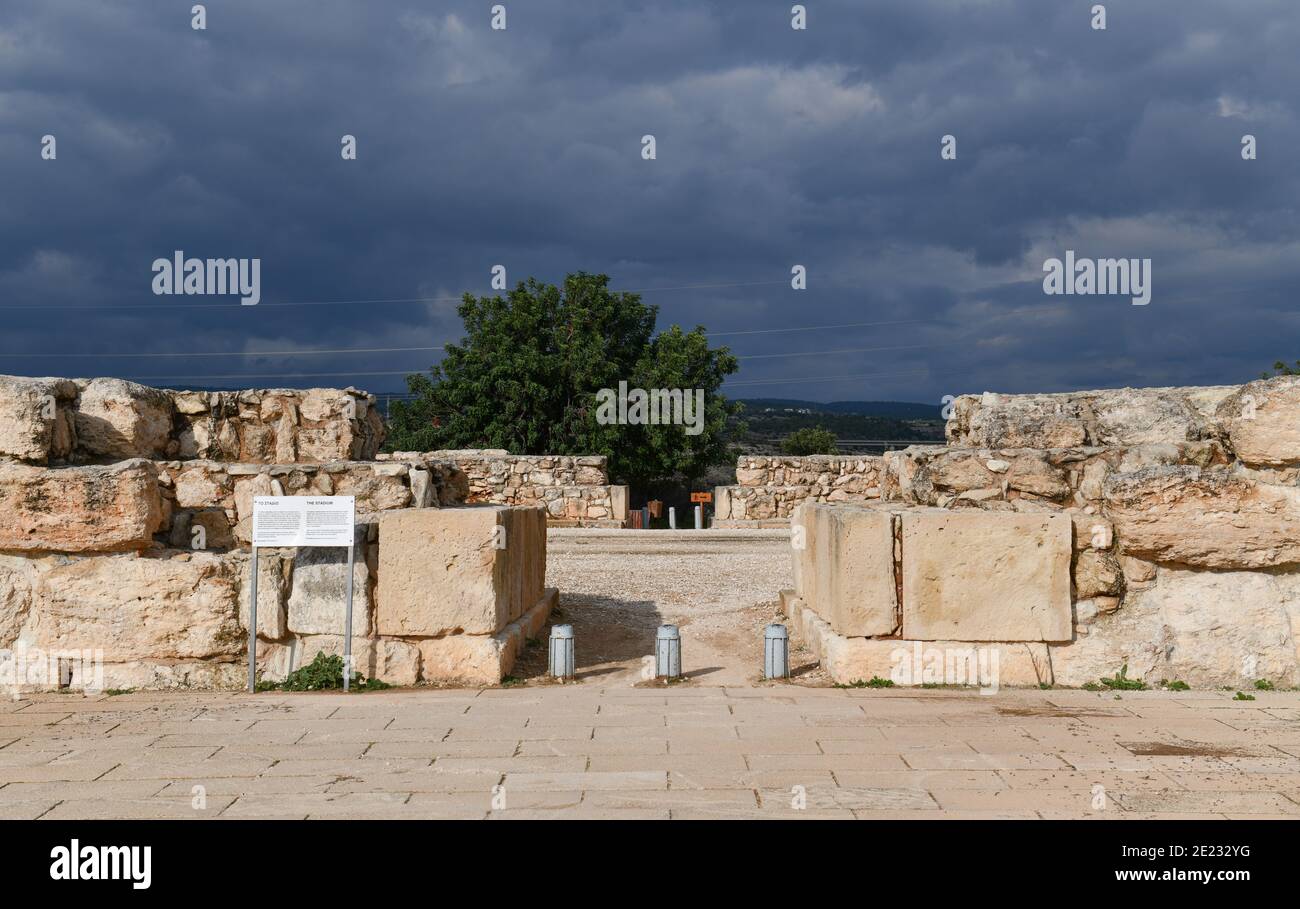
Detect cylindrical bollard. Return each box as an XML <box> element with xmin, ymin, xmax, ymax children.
<box><xmin>548</xmin><ymin>624</ymin><xmax>575</xmax><ymax>680</ymax></box>
<box><xmin>668</xmin><ymin>506</ymin><xmax>676</xmax><ymax>530</ymax></box>
<box><xmin>642</xmin><ymin>505</ymin><xmax>651</xmax><ymax>528</ymax></box>
<box><xmin>655</xmin><ymin>624</ymin><xmax>681</xmax><ymax>679</ymax></box>
<box><xmin>694</xmin><ymin>504</ymin><xmax>703</xmax><ymax>530</ymax></box>
<box><xmin>764</xmin><ymin>623</ymin><xmax>790</xmax><ymax>680</ymax></box>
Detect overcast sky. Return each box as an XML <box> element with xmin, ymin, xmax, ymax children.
<box><xmin>1</xmin><ymin>0</ymin><xmax>1297</xmax><ymax>404</ymax></box>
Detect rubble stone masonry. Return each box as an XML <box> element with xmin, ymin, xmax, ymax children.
<box><xmin>764</xmin><ymin>377</ymin><xmax>1300</xmax><ymax>689</ymax></box>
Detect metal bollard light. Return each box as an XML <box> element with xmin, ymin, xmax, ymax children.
<box><xmin>655</xmin><ymin>624</ymin><xmax>681</xmax><ymax>679</ymax></box>
<box><xmin>668</xmin><ymin>506</ymin><xmax>676</xmax><ymax>529</ymax></box>
<box><xmin>694</xmin><ymin>504</ymin><xmax>703</xmax><ymax>530</ymax></box>
<box><xmin>548</xmin><ymin>624</ymin><xmax>575</xmax><ymax>680</ymax></box>
<box><xmin>764</xmin><ymin>623</ymin><xmax>790</xmax><ymax>680</ymax></box>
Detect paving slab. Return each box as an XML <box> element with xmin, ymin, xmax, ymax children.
<box><xmin>2</xmin><ymin>686</ymin><xmax>1295</xmax><ymax>818</ymax></box>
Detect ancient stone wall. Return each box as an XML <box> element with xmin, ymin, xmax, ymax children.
<box><xmin>0</xmin><ymin>374</ymin><xmax>385</xmax><ymax>465</ymax></box>
<box><xmin>716</xmin><ymin>455</ymin><xmax>883</xmax><ymax>521</ymax></box>
<box><xmin>380</xmin><ymin>449</ymin><xmax>627</xmax><ymax>526</ymax></box>
<box><xmin>774</xmin><ymin>376</ymin><xmax>1300</xmax><ymax>689</ymax></box>
<box><xmin>0</xmin><ymin>379</ymin><xmax>563</xmax><ymax>691</ymax></box>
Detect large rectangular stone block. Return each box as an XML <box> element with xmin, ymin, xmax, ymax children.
<box><xmin>783</xmin><ymin>590</ymin><xmax>1052</xmax><ymax>686</ymax></box>
<box><xmin>901</xmin><ymin>510</ymin><xmax>1071</xmax><ymax>642</ymax></box>
<box><xmin>376</xmin><ymin>505</ymin><xmax>546</xmax><ymax>636</ymax></box>
<box><xmin>24</xmin><ymin>551</ymin><xmax>244</xmax><ymax>662</ymax></box>
<box><xmin>1104</xmin><ymin>465</ymin><xmax>1300</xmax><ymax>569</ymax></box>
<box><xmin>0</xmin><ymin>459</ymin><xmax>163</xmax><ymax>553</ymax></box>
<box><xmin>417</xmin><ymin>587</ymin><xmax>557</xmax><ymax>685</ymax></box>
<box><xmin>794</xmin><ymin>503</ymin><xmax>897</xmax><ymax>637</ymax></box>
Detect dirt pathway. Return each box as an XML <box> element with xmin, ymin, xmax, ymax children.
<box><xmin>519</xmin><ymin>530</ymin><xmax>796</xmax><ymax>686</ymax></box>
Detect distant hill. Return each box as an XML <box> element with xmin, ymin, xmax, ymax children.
<box><xmin>734</xmin><ymin>398</ymin><xmax>942</xmax><ymax>420</ymax></box>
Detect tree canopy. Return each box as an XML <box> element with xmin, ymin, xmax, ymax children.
<box><xmin>780</xmin><ymin>425</ymin><xmax>839</xmax><ymax>455</ymax></box>
<box><xmin>384</xmin><ymin>272</ymin><xmax>744</xmax><ymax>485</ymax></box>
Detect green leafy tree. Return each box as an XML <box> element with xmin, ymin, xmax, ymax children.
<box><xmin>780</xmin><ymin>425</ymin><xmax>839</xmax><ymax>455</ymax></box>
<box><xmin>385</xmin><ymin>272</ymin><xmax>744</xmax><ymax>485</ymax></box>
<box><xmin>1264</xmin><ymin>360</ymin><xmax>1300</xmax><ymax>378</ymax></box>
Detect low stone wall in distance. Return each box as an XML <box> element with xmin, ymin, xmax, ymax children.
<box><xmin>380</xmin><ymin>449</ymin><xmax>627</xmax><ymax>526</ymax></box>
<box><xmin>714</xmin><ymin>455</ymin><xmax>883</xmax><ymax>521</ymax></box>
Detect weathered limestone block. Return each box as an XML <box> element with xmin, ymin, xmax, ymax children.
<box><xmin>794</xmin><ymin>503</ymin><xmax>897</xmax><ymax>636</ymax></box>
<box><xmin>0</xmin><ymin>555</ymin><xmax>37</xmax><ymax>647</ymax></box>
<box><xmin>71</xmin><ymin>661</ymin><xmax>247</xmax><ymax>692</ymax></box>
<box><xmin>609</xmin><ymin>485</ymin><xmax>628</xmax><ymax>523</ymax></box>
<box><xmin>170</xmin><ymin>509</ymin><xmax>236</xmax><ymax>551</ymax></box>
<box><xmin>1050</xmin><ymin>567</ymin><xmax>1300</xmax><ymax>688</ymax></box>
<box><xmin>22</xmin><ymin>551</ymin><xmax>244</xmax><ymax>662</ymax></box>
<box><xmin>782</xmin><ymin>591</ymin><xmax>1052</xmax><ymax>686</ymax></box>
<box><xmin>884</xmin><ymin>447</ymin><xmax>1072</xmax><ymax>505</ymax></box>
<box><xmin>901</xmin><ymin>511</ymin><xmax>1072</xmax><ymax>642</ymax></box>
<box><xmin>1120</xmin><ymin>554</ymin><xmax>1157</xmax><ymax>588</ymax></box>
<box><xmin>74</xmin><ymin>377</ymin><xmax>175</xmax><ymax>460</ymax></box>
<box><xmin>287</xmin><ymin>527</ymin><xmax>371</xmax><ymax>637</ymax></box>
<box><xmin>946</xmin><ymin>386</ymin><xmax>1234</xmax><ymax>450</ymax></box>
<box><xmin>330</xmin><ymin>467</ymin><xmax>412</xmax><ymax>513</ymax></box>
<box><xmin>172</xmin><ymin>463</ymin><xmax>233</xmax><ymax>509</ymax></box>
<box><xmin>1104</xmin><ymin>465</ymin><xmax>1300</xmax><ymax>569</ymax></box>
<box><xmin>417</xmin><ymin>587</ymin><xmax>557</xmax><ymax>685</ymax></box>
<box><xmin>1217</xmin><ymin>376</ymin><xmax>1300</xmax><ymax>467</ymax></box>
<box><xmin>946</xmin><ymin>392</ymin><xmax>1089</xmax><ymax>449</ymax></box>
<box><xmin>1073</xmin><ymin>550</ymin><xmax>1124</xmax><ymax>599</ymax></box>
<box><xmin>0</xmin><ymin>460</ymin><xmax>163</xmax><ymax>553</ymax></box>
<box><xmin>296</xmin><ymin>635</ymin><xmax>421</xmax><ymax>687</ymax></box>
<box><xmin>236</xmin><ymin>551</ymin><xmax>291</xmax><ymax>640</ymax></box>
<box><xmin>376</xmin><ymin>506</ymin><xmax>546</xmax><ymax>636</ymax></box>
<box><xmin>0</xmin><ymin>375</ymin><xmax>77</xmax><ymax>463</ymax></box>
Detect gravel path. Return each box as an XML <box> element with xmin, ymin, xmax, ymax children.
<box><xmin>530</xmin><ymin>530</ymin><xmax>801</xmax><ymax>686</ymax></box>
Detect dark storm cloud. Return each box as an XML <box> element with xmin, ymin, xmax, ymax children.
<box><xmin>0</xmin><ymin>0</ymin><xmax>1296</xmax><ymax>403</ymax></box>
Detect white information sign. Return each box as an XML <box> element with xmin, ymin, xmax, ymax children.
<box><xmin>252</xmin><ymin>496</ymin><xmax>355</xmax><ymax>548</ymax></box>
<box><xmin>248</xmin><ymin>495</ymin><xmax>358</xmax><ymax>692</ymax></box>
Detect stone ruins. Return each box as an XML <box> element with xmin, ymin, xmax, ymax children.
<box><xmin>764</xmin><ymin>379</ymin><xmax>1300</xmax><ymax>688</ymax></box>
<box><xmin>3</xmin><ymin>372</ymin><xmax>1298</xmax><ymax>692</ymax></box>
<box><xmin>0</xmin><ymin>375</ymin><xmax>622</xmax><ymax>690</ymax></box>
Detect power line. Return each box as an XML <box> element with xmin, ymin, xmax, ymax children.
<box><xmin>737</xmin><ymin>344</ymin><xmax>934</xmax><ymax>360</ymax></box>
<box><xmin>708</xmin><ymin>318</ymin><xmax>933</xmax><ymax>337</ymax></box>
<box><xmin>115</xmin><ymin>341</ymin><xmax>936</xmax><ymax>381</ymax></box>
<box><xmin>1</xmin><ymin>318</ymin><xmax>930</xmax><ymax>360</ymax></box>
<box><xmin>0</xmin><ymin>345</ymin><xmax>445</xmax><ymax>359</ymax></box>
<box><xmin>116</xmin><ymin>365</ymin><xmax>945</xmax><ymax>386</ymax></box>
<box><xmin>0</xmin><ymin>345</ymin><xmax>447</xmax><ymax>358</ymax></box>
<box><xmin>727</xmin><ymin>369</ymin><xmax>942</xmax><ymax>387</ymax></box>
<box><xmin>0</xmin><ymin>279</ymin><xmax>791</xmax><ymax>312</ymax></box>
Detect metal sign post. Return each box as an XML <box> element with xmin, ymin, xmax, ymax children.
<box><xmin>248</xmin><ymin>495</ymin><xmax>357</xmax><ymax>693</ymax></box>
<box><xmin>343</xmin><ymin>538</ymin><xmax>355</xmax><ymax>693</ymax></box>
<box><xmin>247</xmin><ymin>544</ymin><xmax>259</xmax><ymax>692</ymax></box>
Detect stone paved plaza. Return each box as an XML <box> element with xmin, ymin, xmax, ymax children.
<box><xmin>2</xmin><ymin>686</ymin><xmax>1298</xmax><ymax>819</ymax></box>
